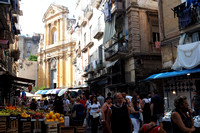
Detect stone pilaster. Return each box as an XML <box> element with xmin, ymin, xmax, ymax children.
<box><xmin>127</xmin><ymin>7</ymin><xmax>141</xmax><ymax>53</ymax></box>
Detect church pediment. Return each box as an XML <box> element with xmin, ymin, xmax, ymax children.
<box><xmin>43</xmin><ymin>3</ymin><xmax>69</xmax><ymax>22</ymax></box>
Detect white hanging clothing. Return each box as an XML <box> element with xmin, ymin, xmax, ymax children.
<box><xmin>172</xmin><ymin>41</ymin><xmax>200</xmax><ymax>70</ymax></box>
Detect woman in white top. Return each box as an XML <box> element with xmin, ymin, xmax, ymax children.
<box><xmin>86</xmin><ymin>95</ymin><xmax>101</xmax><ymax>133</ymax></box>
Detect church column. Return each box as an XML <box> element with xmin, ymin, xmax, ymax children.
<box><xmin>48</xmin><ymin>24</ymin><xmax>51</xmax><ymax>44</ymax></box>
<box><xmin>58</xmin><ymin>55</ymin><xmax>64</xmax><ymax>88</ymax></box>
<box><xmin>58</xmin><ymin>19</ymin><xmax>60</xmax><ymax>41</ymax></box>
<box><xmin>46</xmin><ymin>60</ymin><xmax>50</xmax><ymax>88</ymax></box>
<box><xmin>45</xmin><ymin>24</ymin><xmax>48</xmax><ymax>45</ymax></box>
<box><xmin>56</xmin><ymin>56</ymin><xmax>60</xmax><ymax>88</ymax></box>
<box><xmin>60</xmin><ymin>18</ymin><xmax>64</xmax><ymax>41</ymax></box>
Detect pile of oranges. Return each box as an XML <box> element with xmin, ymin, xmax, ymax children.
<box><xmin>45</xmin><ymin>111</ymin><xmax>64</xmax><ymax>123</ymax></box>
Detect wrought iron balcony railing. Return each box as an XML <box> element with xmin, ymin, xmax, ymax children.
<box><xmin>105</xmin><ymin>41</ymin><xmax>128</xmax><ymax>61</ymax></box>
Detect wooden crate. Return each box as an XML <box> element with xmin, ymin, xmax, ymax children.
<box><xmin>7</xmin><ymin>119</ymin><xmax>18</xmax><ymax>133</ymax></box>
<box><xmin>45</xmin><ymin>121</ymin><xmax>59</xmax><ymax>133</ymax></box>
<box><xmin>21</xmin><ymin>122</ymin><xmax>31</xmax><ymax>133</ymax></box>
<box><xmin>0</xmin><ymin>116</ymin><xmax>7</xmax><ymax>133</ymax></box>
<box><xmin>75</xmin><ymin>126</ymin><xmax>85</xmax><ymax>133</ymax></box>
<box><xmin>33</xmin><ymin>121</ymin><xmax>42</xmax><ymax>133</ymax></box>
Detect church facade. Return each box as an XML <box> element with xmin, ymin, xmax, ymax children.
<box><xmin>37</xmin><ymin>4</ymin><xmax>76</xmax><ymax>89</ymax></box>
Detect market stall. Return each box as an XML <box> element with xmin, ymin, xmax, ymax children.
<box><xmin>0</xmin><ymin>105</ymin><xmax>66</xmax><ymax>133</ymax></box>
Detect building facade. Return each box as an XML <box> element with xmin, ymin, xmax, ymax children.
<box><xmin>0</xmin><ymin>0</ymin><xmax>34</xmax><ymax>105</ymax></box>
<box><xmin>151</xmin><ymin>0</ymin><xmax>200</xmax><ymax>110</ymax></box>
<box><xmin>73</xmin><ymin>0</ymin><xmax>162</xmax><ymax>96</ymax></box>
<box><xmin>37</xmin><ymin>4</ymin><xmax>76</xmax><ymax>89</ymax></box>
<box><xmin>17</xmin><ymin>34</ymin><xmax>41</xmax><ymax>85</ymax></box>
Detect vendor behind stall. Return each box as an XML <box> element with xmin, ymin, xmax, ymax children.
<box><xmin>171</xmin><ymin>96</ymin><xmax>195</xmax><ymax>133</ymax></box>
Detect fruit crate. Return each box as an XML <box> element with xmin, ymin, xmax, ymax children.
<box><xmin>6</xmin><ymin>117</ymin><xmax>18</xmax><ymax>133</ymax></box>
<box><xmin>0</xmin><ymin>116</ymin><xmax>8</xmax><ymax>133</ymax></box>
<box><xmin>31</xmin><ymin>119</ymin><xmax>44</xmax><ymax>133</ymax></box>
<box><xmin>45</xmin><ymin>121</ymin><xmax>59</xmax><ymax>133</ymax></box>
<box><xmin>75</xmin><ymin>126</ymin><xmax>85</xmax><ymax>133</ymax></box>
<box><xmin>19</xmin><ymin>119</ymin><xmax>31</xmax><ymax>133</ymax></box>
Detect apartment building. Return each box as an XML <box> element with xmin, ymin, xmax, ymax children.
<box><xmin>73</xmin><ymin>0</ymin><xmax>162</xmax><ymax>96</ymax></box>
<box><xmin>146</xmin><ymin>0</ymin><xmax>200</xmax><ymax>109</ymax></box>
<box><xmin>0</xmin><ymin>0</ymin><xmax>35</xmax><ymax>105</ymax></box>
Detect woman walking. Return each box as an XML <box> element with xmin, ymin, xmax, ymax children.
<box><xmin>129</xmin><ymin>95</ymin><xmax>143</xmax><ymax>133</ymax></box>
<box><xmin>86</xmin><ymin>95</ymin><xmax>101</xmax><ymax>133</ymax></box>
<box><xmin>101</xmin><ymin>97</ymin><xmax>112</xmax><ymax>133</ymax></box>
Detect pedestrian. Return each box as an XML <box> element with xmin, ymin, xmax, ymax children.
<box><xmin>128</xmin><ymin>95</ymin><xmax>143</xmax><ymax>133</ymax></box>
<box><xmin>53</xmin><ymin>96</ymin><xmax>64</xmax><ymax>114</ymax></box>
<box><xmin>85</xmin><ymin>95</ymin><xmax>92</xmax><ymax>128</ymax></box>
<box><xmin>44</xmin><ymin>98</ymin><xmax>48</xmax><ymax>110</ymax></box>
<box><xmin>71</xmin><ymin>97</ymin><xmax>85</xmax><ymax>126</ymax></box>
<box><xmin>37</xmin><ymin>99</ymin><xmax>41</xmax><ymax>109</ymax></box>
<box><xmin>63</xmin><ymin>97</ymin><xmax>70</xmax><ymax>115</ymax></box>
<box><xmin>97</xmin><ymin>92</ymin><xmax>105</xmax><ymax>107</ymax></box>
<box><xmin>101</xmin><ymin>97</ymin><xmax>112</xmax><ymax>133</ymax></box>
<box><xmin>150</xmin><ymin>89</ymin><xmax>164</xmax><ymax>128</ymax></box>
<box><xmin>106</xmin><ymin>92</ymin><xmax>132</xmax><ymax>133</ymax></box>
<box><xmin>80</xmin><ymin>95</ymin><xmax>87</xmax><ymax>111</ymax></box>
<box><xmin>68</xmin><ymin>98</ymin><xmax>75</xmax><ymax>114</ymax></box>
<box><xmin>141</xmin><ymin>93</ymin><xmax>151</xmax><ymax>124</ymax></box>
<box><xmin>86</xmin><ymin>95</ymin><xmax>101</xmax><ymax>133</ymax></box>
<box><xmin>171</xmin><ymin>96</ymin><xmax>195</xmax><ymax>133</ymax></box>
<box><xmin>192</xmin><ymin>90</ymin><xmax>200</xmax><ymax>116</ymax></box>
<box><xmin>139</xmin><ymin>115</ymin><xmax>166</xmax><ymax>133</ymax></box>
<box><xmin>30</xmin><ymin>99</ymin><xmax>38</xmax><ymax>111</ymax></box>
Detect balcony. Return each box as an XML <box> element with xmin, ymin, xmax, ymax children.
<box><xmin>111</xmin><ymin>0</ymin><xmax>125</xmax><ymax>15</ymax></box>
<box><xmin>93</xmin><ymin>24</ymin><xmax>104</xmax><ymax>39</ymax></box>
<box><xmin>0</xmin><ymin>53</ymin><xmax>14</xmax><ymax>73</ymax></box>
<box><xmin>81</xmin><ymin>45</ymin><xmax>88</xmax><ymax>53</ymax></box>
<box><xmin>79</xmin><ymin>17</ymin><xmax>87</xmax><ymax>27</ymax></box>
<box><xmin>105</xmin><ymin>41</ymin><xmax>128</xmax><ymax>61</ymax></box>
<box><xmin>174</xmin><ymin>2</ymin><xmax>200</xmax><ymax>30</ymax></box>
<box><xmin>84</xmin><ymin>5</ymin><xmax>93</xmax><ymax>20</ymax></box>
<box><xmin>91</xmin><ymin>0</ymin><xmax>102</xmax><ymax>8</ymax></box>
<box><xmin>86</xmin><ymin>38</ymin><xmax>94</xmax><ymax>48</ymax></box>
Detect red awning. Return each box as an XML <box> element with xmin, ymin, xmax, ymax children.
<box><xmin>0</xmin><ymin>40</ymin><xmax>9</xmax><ymax>49</ymax></box>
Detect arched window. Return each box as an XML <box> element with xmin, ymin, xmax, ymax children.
<box><xmin>52</xmin><ymin>30</ymin><xmax>57</xmax><ymax>44</ymax></box>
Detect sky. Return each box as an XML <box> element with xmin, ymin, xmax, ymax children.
<box><xmin>19</xmin><ymin>0</ymin><xmax>76</xmax><ymax>36</ymax></box>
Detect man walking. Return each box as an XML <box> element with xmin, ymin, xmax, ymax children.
<box><xmin>106</xmin><ymin>93</ymin><xmax>132</xmax><ymax>133</ymax></box>
<box><xmin>150</xmin><ymin>89</ymin><xmax>164</xmax><ymax>128</ymax></box>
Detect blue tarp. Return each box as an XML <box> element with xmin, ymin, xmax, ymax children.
<box><xmin>145</xmin><ymin>67</ymin><xmax>200</xmax><ymax>81</ymax></box>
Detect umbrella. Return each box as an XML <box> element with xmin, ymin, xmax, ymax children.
<box><xmin>58</xmin><ymin>89</ymin><xmax>67</xmax><ymax>96</ymax></box>
<box><xmin>40</xmin><ymin>90</ymin><xmax>48</xmax><ymax>95</ymax></box>
<box><xmin>35</xmin><ymin>90</ymin><xmax>42</xmax><ymax>95</ymax></box>
<box><xmin>51</xmin><ymin>89</ymin><xmax>61</xmax><ymax>94</ymax></box>
<box><xmin>46</xmin><ymin>89</ymin><xmax>54</xmax><ymax>94</ymax></box>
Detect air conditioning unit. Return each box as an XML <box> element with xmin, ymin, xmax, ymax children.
<box><xmin>100</xmin><ymin>70</ymin><xmax>103</xmax><ymax>75</ymax></box>
<box><xmin>103</xmin><ymin>68</ymin><xmax>107</xmax><ymax>74</ymax></box>
<box><xmin>88</xmin><ymin>74</ymin><xmax>92</xmax><ymax>79</ymax></box>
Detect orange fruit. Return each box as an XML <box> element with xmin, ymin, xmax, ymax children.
<box><xmin>52</xmin><ymin>115</ymin><xmax>56</xmax><ymax>120</ymax></box>
<box><xmin>55</xmin><ymin>113</ymin><xmax>60</xmax><ymax>119</ymax></box>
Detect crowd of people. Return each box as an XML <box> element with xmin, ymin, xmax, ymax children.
<box><xmin>27</xmin><ymin>89</ymin><xmax>200</xmax><ymax>133</ymax></box>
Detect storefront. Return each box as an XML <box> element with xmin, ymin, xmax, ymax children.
<box><xmin>145</xmin><ymin>67</ymin><xmax>200</xmax><ymax>110</ymax></box>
